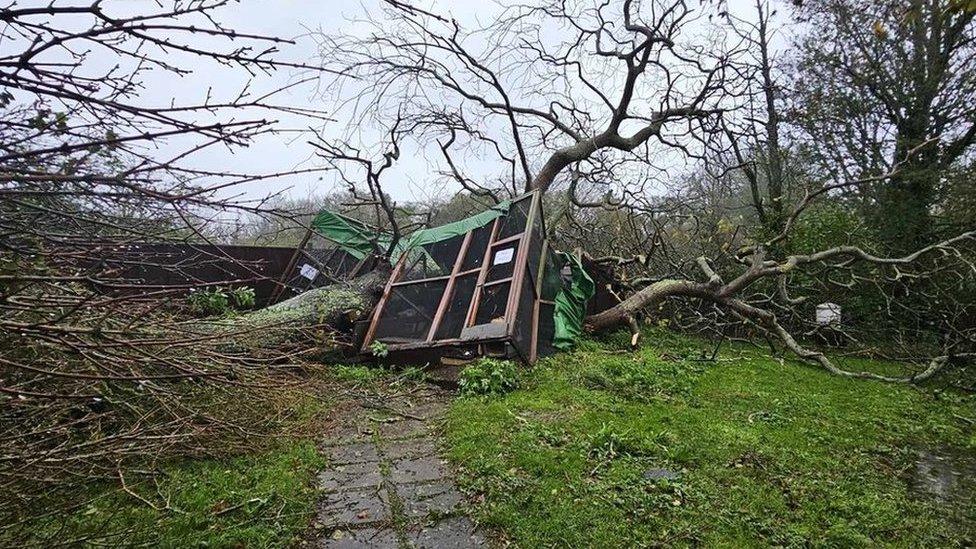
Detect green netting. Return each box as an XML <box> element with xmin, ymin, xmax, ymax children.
<box><xmin>552</xmin><ymin>252</ymin><xmax>595</xmax><ymax>351</ymax></box>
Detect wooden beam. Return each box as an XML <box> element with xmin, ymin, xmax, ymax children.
<box><xmin>360</xmin><ymin>253</ymin><xmax>407</xmax><ymax>352</ymax></box>
<box><xmin>464</xmin><ymin>217</ymin><xmax>503</xmax><ymax>327</ymax></box>
<box><xmin>505</xmin><ymin>191</ymin><xmax>540</xmax><ymax>339</ymax></box>
<box><xmin>529</xmin><ymin>239</ymin><xmax>551</xmax><ymax>363</ymax></box>
<box><xmin>269</xmin><ymin>224</ymin><xmax>314</xmax><ymax>304</ymax></box>
<box><xmin>426</xmin><ymin>230</ymin><xmax>474</xmax><ymax>342</ymax></box>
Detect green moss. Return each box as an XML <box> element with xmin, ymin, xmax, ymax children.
<box><xmin>444</xmin><ymin>329</ymin><xmax>976</xmax><ymax>547</ymax></box>
<box><xmin>194</xmin><ymin>285</ymin><xmax>368</xmax><ymax>351</ymax></box>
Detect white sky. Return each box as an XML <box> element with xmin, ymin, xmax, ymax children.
<box><xmin>157</xmin><ymin>0</ymin><xmax>784</xmax><ymax>205</ymax></box>
<box><xmin>164</xmin><ymin>0</ymin><xmax>518</xmax><ymax>206</ymax></box>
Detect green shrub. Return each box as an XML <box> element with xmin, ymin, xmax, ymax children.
<box><xmin>187</xmin><ymin>287</ymin><xmax>230</xmax><ymax>316</ymax></box>
<box><xmin>459</xmin><ymin>358</ymin><xmax>519</xmax><ymax>397</ymax></box>
<box><xmin>187</xmin><ymin>286</ymin><xmax>255</xmax><ymax>316</ymax></box>
<box><xmin>368</xmin><ymin>340</ymin><xmax>389</xmax><ymax>358</ymax></box>
<box><xmin>229</xmin><ymin>286</ymin><xmax>256</xmax><ymax>309</ymax></box>
<box><xmin>788</xmin><ymin>202</ymin><xmax>871</xmax><ymax>254</ymax></box>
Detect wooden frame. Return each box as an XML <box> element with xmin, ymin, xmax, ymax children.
<box><xmin>269</xmin><ymin>230</ymin><xmax>374</xmax><ymax>304</ymax></box>
<box><xmin>361</xmin><ymin>190</ymin><xmax>558</xmax><ymax>363</ymax></box>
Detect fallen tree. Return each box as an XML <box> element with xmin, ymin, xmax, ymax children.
<box><xmin>193</xmin><ymin>267</ymin><xmax>390</xmax><ymax>354</ymax></box>
<box><xmin>584</xmin><ymin>230</ymin><xmax>976</xmax><ymax>382</ymax></box>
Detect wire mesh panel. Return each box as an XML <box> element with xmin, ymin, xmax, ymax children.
<box><xmin>511</xmin><ymin>271</ymin><xmax>536</xmax><ymax>359</ymax></box>
<box><xmin>373</xmin><ymin>280</ymin><xmax>448</xmax><ymax>343</ymax></box>
<box><xmin>474</xmin><ymin>281</ymin><xmax>511</xmax><ymax>325</ymax></box>
<box><xmin>433</xmin><ymin>273</ymin><xmax>478</xmax><ymax>340</ymax></box>
<box><xmin>304</xmin><ymin>247</ymin><xmax>361</xmax><ymax>280</ymax></box>
<box><xmin>460</xmin><ymin>224</ymin><xmax>494</xmax><ymax>271</ymax></box>
<box><xmin>525</xmin><ymin>216</ymin><xmax>544</xmax><ymax>289</ymax></box>
<box><xmin>325</xmin><ymin>248</ymin><xmax>360</xmax><ymax>278</ymax></box>
<box><xmin>423</xmin><ymin>235</ymin><xmax>466</xmax><ymax>272</ymax></box>
<box><xmin>396</xmin><ymin>234</ymin><xmax>465</xmax><ymax>282</ymax></box>
<box><xmin>94</xmin><ymin>243</ymin><xmax>300</xmax><ymax>305</ymax></box>
<box><xmin>485</xmin><ymin>242</ymin><xmax>519</xmax><ymax>281</ymax></box>
<box><xmin>536</xmin><ymin>302</ymin><xmax>557</xmax><ymax>357</ymax></box>
<box><xmin>497</xmin><ymin>196</ymin><xmax>531</xmax><ymax>240</ymax></box>
<box><xmin>540</xmin><ymin>248</ymin><xmax>564</xmax><ymax>301</ymax></box>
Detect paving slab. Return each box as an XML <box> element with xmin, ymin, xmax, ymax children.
<box><xmin>319</xmin><ymin>526</ymin><xmax>400</xmax><ymax>548</ymax></box>
<box><xmin>327</xmin><ymin>442</ymin><xmax>380</xmax><ymax>465</ymax></box>
<box><xmin>389</xmin><ymin>456</ymin><xmax>450</xmax><ymax>484</ymax></box>
<box><xmin>407</xmin><ymin>516</ymin><xmax>485</xmax><ymax>548</ymax></box>
<box><xmin>380</xmin><ymin>437</ymin><xmax>438</xmax><ymax>461</ymax></box>
<box><xmin>318</xmin><ymin>460</ymin><xmax>384</xmax><ymax>492</ymax></box>
<box><xmin>318</xmin><ymin>488</ymin><xmax>389</xmax><ymax>527</ymax></box>
<box><xmin>376</xmin><ymin>418</ymin><xmax>430</xmax><ymax>440</ymax></box>
<box><xmin>397</xmin><ymin>400</ymin><xmax>448</xmax><ymax>420</ymax></box>
<box><xmin>394</xmin><ymin>480</ymin><xmax>464</xmax><ymax>518</ymax></box>
<box><xmin>326</xmin><ymin>425</ymin><xmax>375</xmax><ymax>446</ymax></box>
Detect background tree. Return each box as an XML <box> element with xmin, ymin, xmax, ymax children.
<box><xmin>722</xmin><ymin>0</ymin><xmax>793</xmax><ymax>235</ymax></box>
<box><xmin>788</xmin><ymin>0</ymin><xmax>976</xmax><ymax>253</ymax></box>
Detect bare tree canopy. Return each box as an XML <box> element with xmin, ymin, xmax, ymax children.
<box><xmin>312</xmin><ymin>0</ymin><xmax>740</xmax><ymax>201</ymax></box>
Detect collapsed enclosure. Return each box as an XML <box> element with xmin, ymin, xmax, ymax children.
<box><xmin>361</xmin><ymin>191</ymin><xmax>589</xmax><ymax>364</ymax></box>
<box><xmin>76</xmin><ymin>241</ymin><xmax>366</xmax><ymax>306</ymax></box>
<box><xmin>69</xmin><ymin>194</ymin><xmax>594</xmax><ymax>363</ymax></box>
<box><xmin>271</xmin><ymin>223</ymin><xmax>378</xmax><ymax>303</ymax></box>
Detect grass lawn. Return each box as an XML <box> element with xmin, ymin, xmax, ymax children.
<box><xmin>14</xmin><ymin>442</ymin><xmax>324</xmax><ymax>548</ymax></box>
<box><xmin>444</xmin><ymin>330</ymin><xmax>976</xmax><ymax>547</ymax></box>
<box><xmin>5</xmin><ymin>377</ymin><xmax>335</xmax><ymax>548</ymax></box>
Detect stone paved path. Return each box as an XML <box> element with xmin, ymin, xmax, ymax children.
<box><xmin>306</xmin><ymin>386</ymin><xmax>486</xmax><ymax>548</ymax></box>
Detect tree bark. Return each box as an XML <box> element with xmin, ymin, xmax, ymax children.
<box><xmin>196</xmin><ymin>268</ymin><xmax>390</xmax><ymax>352</ymax></box>
<box><xmin>584</xmin><ymin>279</ymin><xmax>712</xmax><ymax>332</ymax></box>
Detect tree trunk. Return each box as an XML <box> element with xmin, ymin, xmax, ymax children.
<box><xmin>875</xmin><ymin>159</ymin><xmax>936</xmax><ymax>254</ymax></box>
<box><xmin>197</xmin><ymin>268</ymin><xmax>390</xmax><ymax>353</ymax></box>
<box><xmin>584</xmin><ymin>279</ymin><xmax>711</xmax><ymax>333</ymax></box>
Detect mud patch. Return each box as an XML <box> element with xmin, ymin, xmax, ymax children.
<box><xmin>905</xmin><ymin>447</ymin><xmax>976</xmax><ymax>503</ymax></box>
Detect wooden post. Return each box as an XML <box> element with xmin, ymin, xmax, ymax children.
<box><xmin>269</xmin><ymin>224</ymin><xmax>314</xmax><ymax>304</ymax></box>
<box><xmin>529</xmin><ymin>239</ymin><xmax>550</xmax><ymax>363</ymax></box>
<box><xmin>505</xmin><ymin>191</ymin><xmax>540</xmax><ymax>338</ymax></box>
<box><xmin>426</xmin><ymin>231</ymin><xmax>474</xmax><ymax>342</ymax></box>
<box><xmin>360</xmin><ymin>253</ymin><xmax>407</xmax><ymax>352</ymax></box>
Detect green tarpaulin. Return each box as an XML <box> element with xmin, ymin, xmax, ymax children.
<box><xmin>310</xmin><ymin>201</ymin><xmax>510</xmax><ymax>262</ymax></box>
<box><xmin>396</xmin><ymin>201</ymin><xmax>510</xmax><ymax>256</ymax></box>
<box><xmin>310</xmin><ymin>210</ymin><xmax>388</xmax><ymax>260</ymax></box>
<box><xmin>553</xmin><ymin>252</ymin><xmax>595</xmax><ymax>351</ymax></box>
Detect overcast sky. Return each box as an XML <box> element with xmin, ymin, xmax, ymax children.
<box><xmin>94</xmin><ymin>0</ymin><xmax>783</xmax><ymax>207</ymax></box>
<box><xmin>153</xmin><ymin>0</ymin><xmax>513</xmax><ymax>206</ymax></box>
